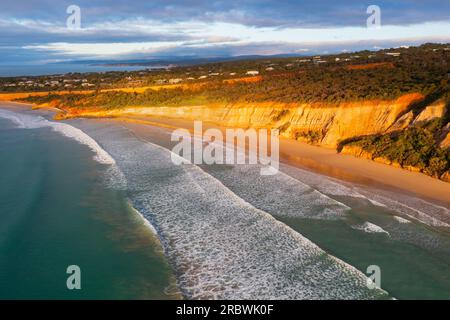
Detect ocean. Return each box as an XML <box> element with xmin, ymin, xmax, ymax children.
<box><xmin>0</xmin><ymin>108</ymin><xmax>178</xmax><ymax>299</ymax></box>
<box><xmin>0</xmin><ymin>105</ymin><xmax>449</xmax><ymax>299</ymax></box>
<box><xmin>0</xmin><ymin>64</ymin><xmax>149</xmax><ymax>77</ymax></box>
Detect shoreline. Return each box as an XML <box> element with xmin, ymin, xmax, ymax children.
<box><xmin>1</xmin><ymin>100</ymin><xmax>449</xmax><ymax>207</ymax></box>
<box><xmin>109</xmin><ymin>113</ymin><xmax>450</xmax><ymax>207</ymax></box>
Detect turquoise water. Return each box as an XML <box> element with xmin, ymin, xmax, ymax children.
<box><xmin>277</xmin><ymin>215</ymin><xmax>450</xmax><ymax>299</ymax></box>
<box><xmin>196</xmin><ymin>163</ymin><xmax>450</xmax><ymax>300</ymax></box>
<box><xmin>71</xmin><ymin>118</ymin><xmax>449</xmax><ymax>300</ymax></box>
<box><xmin>0</xmin><ymin>118</ymin><xmax>178</xmax><ymax>299</ymax></box>
<box><xmin>0</xmin><ymin>64</ymin><xmax>148</xmax><ymax>77</ymax></box>
<box><xmin>1</xmin><ymin>109</ymin><xmax>449</xmax><ymax>300</ymax></box>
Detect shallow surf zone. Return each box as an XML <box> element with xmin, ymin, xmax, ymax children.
<box><xmin>278</xmin><ymin>162</ymin><xmax>450</xmax><ymax>255</ymax></box>
<box><xmin>190</xmin><ymin>138</ymin><xmax>351</xmax><ymax>221</ymax></box>
<box><xmin>352</xmin><ymin>222</ymin><xmax>390</xmax><ymax>236</ymax></box>
<box><xmin>198</xmin><ymin>162</ymin><xmax>350</xmax><ymax>221</ymax></box>
<box><xmin>0</xmin><ymin>110</ymin><xmax>179</xmax><ymax>299</ymax></box>
<box><xmin>279</xmin><ymin>163</ymin><xmax>450</xmax><ymax>229</ymax></box>
<box><xmin>71</xmin><ymin>121</ymin><xmax>388</xmax><ymax>300</ymax></box>
<box><xmin>0</xmin><ymin>109</ymin><xmax>115</xmax><ymax>165</ymax></box>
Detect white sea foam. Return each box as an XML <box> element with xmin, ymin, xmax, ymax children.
<box><xmin>70</xmin><ymin>121</ymin><xmax>388</xmax><ymax>300</ymax></box>
<box><xmin>353</xmin><ymin>222</ymin><xmax>390</xmax><ymax>236</ymax></box>
<box><xmin>392</xmin><ymin>216</ymin><xmax>411</xmax><ymax>224</ymax></box>
<box><xmin>5</xmin><ymin>109</ymin><xmax>449</xmax><ymax>298</ymax></box>
<box><xmin>279</xmin><ymin>163</ymin><xmax>450</xmax><ymax>228</ymax></box>
<box><xmin>129</xmin><ymin>204</ymin><xmax>158</xmax><ymax>235</ymax></box>
<box><xmin>0</xmin><ymin>109</ymin><xmax>26</xmax><ymax>128</ymax></box>
<box><xmin>185</xmin><ymin>131</ymin><xmax>449</xmax><ymax>230</ymax></box>
<box><xmin>47</xmin><ymin>122</ymin><xmax>115</xmax><ymax>165</ymax></box>
<box><xmin>0</xmin><ymin>109</ymin><xmax>115</xmax><ymax>165</ymax></box>
<box><xmin>386</xmin><ymin>214</ymin><xmax>450</xmax><ymax>254</ymax></box>
<box><xmin>354</xmin><ymin>188</ymin><xmax>450</xmax><ymax>228</ymax></box>
<box><xmin>279</xmin><ymin>163</ymin><xmax>387</xmax><ymax>208</ymax></box>
<box><xmin>203</xmin><ymin>162</ymin><xmax>350</xmax><ymax>220</ymax></box>
<box><xmin>191</xmin><ymin>137</ymin><xmax>350</xmax><ymax>220</ymax></box>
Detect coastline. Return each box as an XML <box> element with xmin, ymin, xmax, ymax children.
<box><xmin>2</xmin><ymin>100</ymin><xmax>449</xmax><ymax>207</ymax></box>
<box><xmin>2</xmin><ymin>100</ymin><xmax>450</xmax><ymax>299</ymax></box>
<box><xmin>0</xmin><ymin>112</ymin><xmax>179</xmax><ymax>299</ymax></box>
<box><xmin>108</xmin><ymin>113</ymin><xmax>450</xmax><ymax>207</ymax></box>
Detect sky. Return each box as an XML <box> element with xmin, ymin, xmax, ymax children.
<box><xmin>1</xmin><ymin>0</ymin><xmax>450</xmax><ymax>65</ymax></box>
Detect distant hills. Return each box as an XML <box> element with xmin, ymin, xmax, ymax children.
<box><xmin>57</xmin><ymin>54</ymin><xmax>307</xmax><ymax>68</ymax></box>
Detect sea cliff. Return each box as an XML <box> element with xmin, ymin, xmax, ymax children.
<box><xmin>8</xmin><ymin>91</ymin><xmax>450</xmax><ymax>182</ymax></box>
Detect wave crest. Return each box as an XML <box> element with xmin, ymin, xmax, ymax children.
<box><xmin>0</xmin><ymin>109</ymin><xmax>115</xmax><ymax>165</ymax></box>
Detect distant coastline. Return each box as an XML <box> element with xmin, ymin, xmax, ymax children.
<box><xmin>0</xmin><ymin>63</ymin><xmax>149</xmax><ymax>77</ymax></box>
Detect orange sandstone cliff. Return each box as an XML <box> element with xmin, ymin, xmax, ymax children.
<box><xmin>56</xmin><ymin>93</ymin><xmax>427</xmax><ymax>148</ymax></box>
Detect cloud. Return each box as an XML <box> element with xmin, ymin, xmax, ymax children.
<box><xmin>1</xmin><ymin>1</ymin><xmax>450</xmax><ymax>65</ymax></box>
<box><xmin>23</xmin><ymin>41</ymin><xmax>185</xmax><ymax>57</ymax></box>
<box><xmin>2</xmin><ymin>0</ymin><xmax>450</xmax><ymax>27</ymax></box>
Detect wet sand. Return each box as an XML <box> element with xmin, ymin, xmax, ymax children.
<box><xmin>98</xmin><ymin>113</ymin><xmax>449</xmax><ymax>208</ymax></box>
<box><xmin>2</xmin><ymin>101</ymin><xmax>449</xmax><ymax>207</ymax></box>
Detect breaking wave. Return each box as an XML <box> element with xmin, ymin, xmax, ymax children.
<box><xmin>279</xmin><ymin>163</ymin><xmax>450</xmax><ymax>228</ymax></box>
<box><xmin>352</xmin><ymin>222</ymin><xmax>390</xmax><ymax>236</ymax></box>
<box><xmin>190</xmin><ymin>135</ymin><xmax>350</xmax><ymax>220</ymax></box>
<box><xmin>68</xmin><ymin>120</ymin><xmax>388</xmax><ymax>300</ymax></box>
<box><xmin>0</xmin><ymin>109</ymin><xmax>115</xmax><ymax>165</ymax></box>
<box><xmin>392</xmin><ymin>216</ymin><xmax>411</xmax><ymax>224</ymax></box>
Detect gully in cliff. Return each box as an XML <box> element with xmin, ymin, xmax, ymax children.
<box><xmin>171</xmin><ymin>121</ymin><xmax>280</xmax><ymax>175</ymax></box>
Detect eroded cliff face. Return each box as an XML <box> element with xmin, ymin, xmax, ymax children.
<box><xmin>413</xmin><ymin>102</ymin><xmax>447</xmax><ymax>123</ymax></box>
<box><xmin>60</xmin><ymin>93</ymin><xmax>425</xmax><ymax>148</ymax></box>
<box><xmin>30</xmin><ymin>91</ymin><xmax>448</xmax><ymax>181</ymax></box>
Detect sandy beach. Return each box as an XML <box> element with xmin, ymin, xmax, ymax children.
<box><xmin>1</xmin><ymin>101</ymin><xmax>449</xmax><ymax>207</ymax></box>
<box><xmin>2</xmin><ymin>100</ymin><xmax>450</xmax><ymax>300</ymax></box>
<box><xmin>108</xmin><ymin>113</ymin><xmax>450</xmax><ymax>207</ymax></box>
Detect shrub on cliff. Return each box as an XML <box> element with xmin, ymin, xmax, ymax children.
<box><xmin>344</xmin><ymin>119</ymin><xmax>449</xmax><ymax>179</ymax></box>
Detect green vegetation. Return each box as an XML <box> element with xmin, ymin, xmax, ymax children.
<box><xmin>9</xmin><ymin>43</ymin><xmax>450</xmax><ymax>181</ymax></box>
<box><xmin>6</xmin><ymin>43</ymin><xmax>450</xmax><ymax>105</ymax></box>
<box><xmin>294</xmin><ymin>130</ymin><xmax>324</xmax><ymax>144</ymax></box>
<box><xmin>342</xmin><ymin>119</ymin><xmax>449</xmax><ymax>178</ymax></box>
<box><xmin>271</xmin><ymin>109</ymin><xmax>290</xmax><ymax>122</ymax></box>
